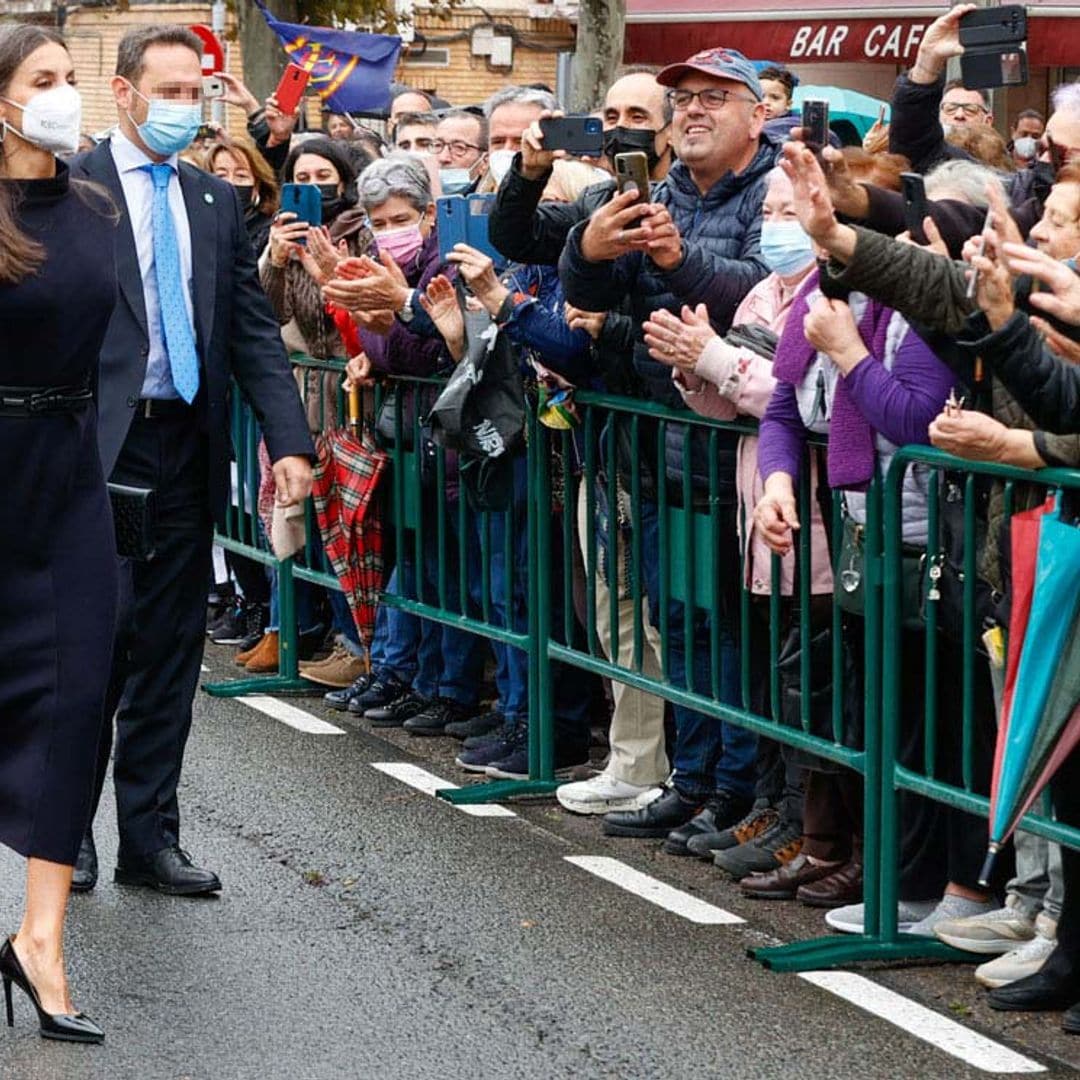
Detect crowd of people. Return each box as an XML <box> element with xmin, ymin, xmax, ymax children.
<box><xmin>3</xmin><ymin>0</ymin><xmax>1080</xmax><ymax>1046</ymax></box>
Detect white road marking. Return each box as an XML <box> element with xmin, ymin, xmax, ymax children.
<box><xmin>370</xmin><ymin>762</ymin><xmax>517</xmax><ymax>818</ymax></box>
<box><xmin>237</xmin><ymin>695</ymin><xmax>346</xmax><ymax>735</ymax></box>
<box><xmin>564</xmin><ymin>855</ymin><xmax>744</xmax><ymax>925</ymax></box>
<box><xmin>799</xmin><ymin>971</ymin><xmax>1046</xmax><ymax>1074</ymax></box>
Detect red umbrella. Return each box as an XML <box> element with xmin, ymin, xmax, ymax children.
<box><xmin>310</xmin><ymin>392</ymin><xmax>388</xmax><ymax>647</ymax></box>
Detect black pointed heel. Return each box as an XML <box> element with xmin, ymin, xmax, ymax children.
<box><xmin>0</xmin><ymin>937</ymin><xmax>103</xmax><ymax>1044</ymax></box>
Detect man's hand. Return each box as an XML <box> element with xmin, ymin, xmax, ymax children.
<box><xmin>272</xmin><ymin>455</ymin><xmax>313</xmax><ymax>507</ymax></box>
<box><xmin>1004</xmin><ymin>242</ymin><xmax>1080</xmax><ymax>327</ymax></box>
<box><xmin>579</xmin><ymin>188</ymin><xmax>652</xmax><ymax>263</ymax></box>
<box><xmin>928</xmin><ymin>407</ymin><xmax>1043</xmax><ymax>467</ymax></box>
<box><xmin>1031</xmin><ymin>316</ymin><xmax>1080</xmax><ymax>365</ymax></box>
<box><xmin>909</xmin><ymin>4</ymin><xmax>975</xmax><ymax>84</ymax></box>
<box><xmin>564</xmin><ymin>304</ymin><xmax>607</xmax><ymax>341</ymax></box>
<box><xmin>214</xmin><ymin>71</ymin><xmax>260</xmax><ymax>115</ymax></box>
<box><xmin>264</xmin><ymin>94</ymin><xmax>299</xmax><ymax>146</ymax></box>
<box><xmin>343</xmin><ymin>352</ymin><xmax>375</xmax><ymax>390</ymax></box>
<box><xmin>323</xmin><ymin>254</ymin><xmax>411</xmax><ymax>313</ymax></box>
<box><xmin>803</xmin><ymin>296</ymin><xmax>867</xmax><ymax>373</ymax></box>
<box><xmin>446</xmin><ymin>244</ymin><xmax>509</xmax><ymax>316</ymax></box>
<box><xmin>521</xmin><ymin>108</ymin><xmax>565</xmax><ymax>182</ymax></box>
<box><xmin>643</xmin><ymin>304</ymin><xmax>716</xmax><ymax>374</ymax></box>
<box><xmin>639</xmin><ymin>204</ymin><xmax>683</xmax><ymax>271</ymax></box>
<box><xmin>754</xmin><ymin>473</ymin><xmax>800</xmax><ymax>556</ymax></box>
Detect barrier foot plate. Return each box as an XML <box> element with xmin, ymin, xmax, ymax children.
<box><xmin>202</xmin><ymin>676</ymin><xmax>316</xmax><ymax>698</ymax></box>
<box><xmin>437</xmin><ymin>779</ymin><xmax>560</xmax><ymax>804</ymax></box>
<box><xmin>750</xmin><ymin>933</ymin><xmax>978</xmax><ymax>973</ymax></box>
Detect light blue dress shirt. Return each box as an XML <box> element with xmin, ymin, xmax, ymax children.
<box><xmin>109</xmin><ymin>130</ymin><xmax>196</xmax><ymax>400</ymax></box>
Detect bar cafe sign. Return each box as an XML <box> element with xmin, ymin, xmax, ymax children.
<box><xmin>787</xmin><ymin>19</ymin><xmax>927</xmax><ymax>62</ymax></box>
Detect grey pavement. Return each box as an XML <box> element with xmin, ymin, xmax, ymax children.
<box><xmin>0</xmin><ymin>649</ymin><xmax>1076</xmax><ymax>1080</ymax></box>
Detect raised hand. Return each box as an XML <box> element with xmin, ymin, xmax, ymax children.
<box><xmin>643</xmin><ymin>304</ymin><xmax>716</xmax><ymax>373</ymax></box>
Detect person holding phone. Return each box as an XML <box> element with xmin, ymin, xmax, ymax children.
<box><xmin>212</xmin><ymin>69</ymin><xmax>299</xmax><ymax>175</ymax></box>
<box><xmin>0</xmin><ymin>22</ymin><xmax>117</xmax><ymax>1045</ymax></box>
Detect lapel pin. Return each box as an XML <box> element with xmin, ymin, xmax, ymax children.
<box><xmin>204</xmin><ymin>192</ymin><xmax>214</xmax><ymax>204</ymax></box>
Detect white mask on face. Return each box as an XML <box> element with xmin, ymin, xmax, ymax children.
<box><xmin>1</xmin><ymin>83</ymin><xmax>82</xmax><ymax>155</ymax></box>
<box><xmin>488</xmin><ymin>149</ymin><xmax>515</xmax><ymax>186</ymax></box>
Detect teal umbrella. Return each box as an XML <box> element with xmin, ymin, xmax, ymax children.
<box><xmin>792</xmin><ymin>85</ymin><xmax>891</xmax><ymax>140</ymax></box>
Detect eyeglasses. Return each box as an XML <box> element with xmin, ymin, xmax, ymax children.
<box><xmin>941</xmin><ymin>102</ymin><xmax>987</xmax><ymax>118</ymax></box>
<box><xmin>396</xmin><ymin>136</ymin><xmax>434</xmax><ymax>152</ymax></box>
<box><xmin>431</xmin><ymin>138</ymin><xmax>484</xmax><ymax>158</ymax></box>
<box><xmin>666</xmin><ymin>88</ymin><xmax>756</xmax><ymax>111</ymax></box>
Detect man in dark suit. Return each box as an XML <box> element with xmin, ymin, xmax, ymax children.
<box><xmin>71</xmin><ymin>24</ymin><xmax>314</xmax><ymax>895</ymax></box>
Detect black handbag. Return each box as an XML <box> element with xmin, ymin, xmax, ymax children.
<box><xmin>107</xmin><ymin>483</ymin><xmax>157</xmax><ymax>561</ymax></box>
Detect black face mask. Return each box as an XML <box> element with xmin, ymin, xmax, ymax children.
<box><xmin>1029</xmin><ymin>160</ymin><xmax>1056</xmax><ymax>202</ymax></box>
<box><xmin>233</xmin><ymin>184</ymin><xmax>255</xmax><ymax>212</ymax></box>
<box><xmin>317</xmin><ymin>183</ymin><xmax>346</xmax><ymax>221</ymax></box>
<box><xmin>602</xmin><ymin>125</ymin><xmax>667</xmax><ymax>174</ymax></box>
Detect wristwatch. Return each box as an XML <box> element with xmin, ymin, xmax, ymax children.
<box><xmin>397</xmin><ymin>288</ymin><xmax>416</xmax><ymax>324</ymax></box>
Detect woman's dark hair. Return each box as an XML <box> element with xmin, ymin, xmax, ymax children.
<box><xmin>758</xmin><ymin>66</ymin><xmax>797</xmax><ymax>100</ymax></box>
<box><xmin>0</xmin><ymin>24</ymin><xmax>68</xmax><ymax>283</ymax></box>
<box><xmin>205</xmin><ymin>136</ymin><xmax>280</xmax><ymax>217</ymax></box>
<box><xmin>282</xmin><ymin>136</ymin><xmax>359</xmax><ymax>208</ymax></box>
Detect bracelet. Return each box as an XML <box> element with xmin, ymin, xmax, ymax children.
<box><xmin>494</xmin><ymin>292</ymin><xmax>516</xmax><ymax>325</ymax></box>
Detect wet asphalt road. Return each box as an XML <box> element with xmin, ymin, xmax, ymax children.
<box><xmin>0</xmin><ymin>648</ymin><xmax>1077</xmax><ymax>1080</ymax></box>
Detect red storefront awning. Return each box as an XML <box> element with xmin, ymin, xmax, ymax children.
<box><xmin>624</xmin><ymin>2</ymin><xmax>1080</xmax><ymax>68</ymax></box>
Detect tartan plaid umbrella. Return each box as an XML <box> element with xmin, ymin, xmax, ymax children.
<box><xmin>311</xmin><ymin>423</ymin><xmax>388</xmax><ymax>647</ymax></box>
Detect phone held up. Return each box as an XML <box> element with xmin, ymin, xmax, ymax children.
<box><xmin>278</xmin><ymin>183</ymin><xmax>322</xmax><ymax>243</ymax></box>
<box><xmin>801</xmin><ymin>99</ymin><xmax>830</xmax><ymax>153</ymax></box>
<box><xmin>614</xmin><ymin>151</ymin><xmax>650</xmax><ymax>207</ymax></box>
<box><xmin>538</xmin><ymin>115</ymin><xmax>604</xmax><ymax>157</ymax></box>
<box><xmin>274</xmin><ymin>63</ymin><xmax>311</xmax><ymax>116</ymax></box>
<box><xmin>958</xmin><ymin>5</ymin><xmax>1028</xmax><ymax>90</ymax></box>
<box><xmin>900</xmin><ymin>172</ymin><xmax>930</xmax><ymax>246</ymax></box>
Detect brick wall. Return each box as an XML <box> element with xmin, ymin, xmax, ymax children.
<box><xmin>58</xmin><ymin>3</ymin><xmax>573</xmax><ymax>141</ymax></box>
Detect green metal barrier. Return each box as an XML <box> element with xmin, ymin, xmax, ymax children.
<box><xmin>205</xmin><ymin>362</ymin><xmax>1080</xmax><ymax>974</ymax></box>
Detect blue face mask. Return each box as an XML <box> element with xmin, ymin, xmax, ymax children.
<box><xmin>439</xmin><ymin>168</ymin><xmax>473</xmax><ymax>195</ymax></box>
<box><xmin>760</xmin><ymin>220</ymin><xmax>815</xmax><ymax>277</ymax></box>
<box><xmin>129</xmin><ymin>86</ymin><xmax>201</xmax><ymax>156</ymax></box>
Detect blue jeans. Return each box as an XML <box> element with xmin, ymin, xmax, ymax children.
<box><xmin>371</xmin><ymin>566</ymin><xmax>420</xmax><ymax>685</ymax></box>
<box><xmin>638</xmin><ymin>498</ymin><xmax>756</xmax><ymax>800</ymax></box>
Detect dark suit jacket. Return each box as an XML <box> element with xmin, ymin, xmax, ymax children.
<box><xmin>70</xmin><ymin>138</ymin><xmax>313</xmax><ymax>526</ymax></box>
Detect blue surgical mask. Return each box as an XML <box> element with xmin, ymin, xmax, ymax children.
<box><xmin>439</xmin><ymin>167</ymin><xmax>472</xmax><ymax>195</ymax></box>
<box><xmin>129</xmin><ymin>85</ymin><xmax>201</xmax><ymax>156</ymax></box>
<box><xmin>1014</xmin><ymin>136</ymin><xmax>1038</xmax><ymax>160</ymax></box>
<box><xmin>760</xmin><ymin>220</ymin><xmax>815</xmax><ymax>277</ymax></box>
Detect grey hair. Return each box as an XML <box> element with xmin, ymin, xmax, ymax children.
<box><xmin>483</xmin><ymin>85</ymin><xmax>559</xmax><ymax>119</ymax></box>
<box><xmin>357</xmin><ymin>153</ymin><xmax>431</xmax><ymax>212</ymax></box>
<box><xmin>924</xmin><ymin>159</ymin><xmax>1007</xmax><ymax>209</ymax></box>
<box><xmin>1052</xmin><ymin>80</ymin><xmax>1080</xmax><ymax>119</ymax></box>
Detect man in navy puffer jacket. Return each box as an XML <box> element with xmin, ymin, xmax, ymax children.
<box><xmin>559</xmin><ymin>47</ymin><xmax>776</xmax><ymax>847</ymax></box>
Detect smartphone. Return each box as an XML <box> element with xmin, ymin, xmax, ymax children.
<box><xmin>959</xmin><ymin>5</ymin><xmax>1028</xmax><ymax>90</ymax></box>
<box><xmin>614</xmin><ymin>151</ymin><xmax>650</xmax><ymax>206</ymax></box>
<box><xmin>958</xmin><ymin>5</ymin><xmax>1026</xmax><ymax>48</ymax></box>
<box><xmin>901</xmin><ymin>172</ymin><xmax>929</xmax><ymax>246</ymax></box>
<box><xmin>278</xmin><ymin>183</ymin><xmax>321</xmax><ymax>243</ymax></box>
<box><xmin>801</xmin><ymin>99</ymin><xmax>830</xmax><ymax>152</ymax></box>
<box><xmin>877</xmin><ymin>103</ymin><xmax>887</xmax><ymax>126</ymax></box>
<box><xmin>202</xmin><ymin>75</ymin><xmax>224</xmax><ymax>100</ymax></box>
<box><xmin>274</xmin><ymin>63</ymin><xmax>310</xmax><ymax>117</ymax></box>
<box><xmin>436</xmin><ymin>194</ymin><xmax>506</xmax><ymax>270</ymax></box>
<box><xmin>965</xmin><ymin>209</ymin><xmax>995</xmax><ymax>300</ymax></box>
<box><xmin>539</xmin><ymin>115</ymin><xmax>604</xmax><ymax>157</ymax></box>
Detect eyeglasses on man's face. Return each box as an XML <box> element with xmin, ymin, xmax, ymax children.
<box><xmin>941</xmin><ymin>101</ymin><xmax>987</xmax><ymax>118</ymax></box>
<box><xmin>666</xmin><ymin>87</ymin><xmax>756</xmax><ymax>111</ymax></box>
<box><xmin>432</xmin><ymin>138</ymin><xmax>483</xmax><ymax>157</ymax></box>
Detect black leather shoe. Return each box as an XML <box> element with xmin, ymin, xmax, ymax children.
<box><xmin>114</xmin><ymin>847</ymin><xmax>221</xmax><ymax>896</ymax></box>
<box><xmin>603</xmin><ymin>787</ymin><xmax>702</xmax><ymax>838</ymax></box>
<box><xmin>70</xmin><ymin>834</ymin><xmax>97</xmax><ymax>894</ymax></box>
<box><xmin>987</xmin><ymin>952</ymin><xmax>1080</xmax><ymax>1012</ymax></box>
<box><xmin>663</xmin><ymin>791</ymin><xmax>753</xmax><ymax>855</ymax></box>
<box><xmin>324</xmin><ymin>672</ymin><xmax>374</xmax><ymax>712</ymax></box>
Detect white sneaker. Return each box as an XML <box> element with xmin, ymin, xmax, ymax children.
<box><xmin>825</xmin><ymin>899</ymin><xmax>938</xmax><ymax>935</ymax></box>
<box><xmin>933</xmin><ymin>897</ymin><xmax>1036</xmax><ymax>955</ymax></box>
<box><xmin>907</xmin><ymin>896</ymin><xmax>998</xmax><ymax>938</ymax></box>
<box><xmin>556</xmin><ymin>772</ymin><xmax>662</xmax><ymax>815</ymax></box>
<box><xmin>976</xmin><ymin>919</ymin><xmax>1058</xmax><ymax>989</ymax></box>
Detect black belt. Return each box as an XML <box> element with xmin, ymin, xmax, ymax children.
<box><xmin>0</xmin><ymin>382</ymin><xmax>93</xmax><ymax>416</ymax></box>
<box><xmin>136</xmin><ymin>398</ymin><xmax>193</xmax><ymax>420</ymax></box>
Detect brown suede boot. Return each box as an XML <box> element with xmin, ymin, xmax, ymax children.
<box><xmin>242</xmin><ymin>630</ymin><xmax>279</xmax><ymax>673</ymax></box>
<box><xmin>234</xmin><ymin>630</ymin><xmax>272</xmax><ymax>666</ymax></box>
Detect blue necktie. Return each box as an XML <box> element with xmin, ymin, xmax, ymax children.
<box><xmin>144</xmin><ymin>163</ymin><xmax>200</xmax><ymax>403</ymax></box>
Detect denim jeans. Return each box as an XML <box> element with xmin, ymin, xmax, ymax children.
<box><xmin>637</xmin><ymin>498</ymin><xmax>756</xmax><ymax>800</ymax></box>
<box><xmin>371</xmin><ymin>566</ymin><xmax>421</xmax><ymax>685</ymax></box>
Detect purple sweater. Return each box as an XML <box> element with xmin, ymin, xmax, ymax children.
<box><xmin>758</xmin><ymin>313</ymin><xmax>954</xmax><ymax>485</ymax></box>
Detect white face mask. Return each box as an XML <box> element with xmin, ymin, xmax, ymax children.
<box><xmin>488</xmin><ymin>149</ymin><xmax>515</xmax><ymax>186</ymax></box>
<box><xmin>1</xmin><ymin>83</ymin><xmax>82</xmax><ymax>155</ymax></box>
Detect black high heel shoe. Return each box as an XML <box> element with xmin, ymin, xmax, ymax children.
<box><xmin>0</xmin><ymin>937</ymin><xmax>103</xmax><ymax>1044</ymax></box>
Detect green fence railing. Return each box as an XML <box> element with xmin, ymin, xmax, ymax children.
<box><xmin>204</xmin><ymin>361</ymin><xmax>1080</xmax><ymax>973</ymax></box>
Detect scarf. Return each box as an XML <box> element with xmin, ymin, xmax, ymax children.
<box><xmin>772</xmin><ymin>269</ymin><xmax>894</xmax><ymax>490</ymax></box>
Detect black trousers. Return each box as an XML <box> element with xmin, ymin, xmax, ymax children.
<box><xmin>91</xmin><ymin>411</ymin><xmax>213</xmax><ymax>857</ymax></box>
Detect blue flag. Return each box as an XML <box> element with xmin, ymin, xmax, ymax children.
<box><xmin>254</xmin><ymin>0</ymin><xmax>401</xmax><ymax>113</ymax></box>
